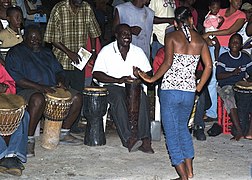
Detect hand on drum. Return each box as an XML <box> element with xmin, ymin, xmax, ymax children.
<box><xmin>118</xmin><ymin>76</ymin><xmax>133</xmax><ymax>84</ymax></box>
<box><xmin>37</xmin><ymin>84</ymin><xmax>56</xmax><ymax>94</ymax></box>
<box><xmin>0</xmin><ymin>83</ymin><xmax>8</xmax><ymax>93</ymax></box>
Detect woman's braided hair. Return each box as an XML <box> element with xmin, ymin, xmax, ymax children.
<box><xmin>175</xmin><ymin>6</ymin><xmax>193</xmax><ymax>43</ymax></box>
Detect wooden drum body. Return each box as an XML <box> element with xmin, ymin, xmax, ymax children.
<box><xmin>125</xmin><ymin>79</ymin><xmax>141</xmax><ymax>138</ymax></box>
<box><xmin>0</xmin><ymin>94</ymin><xmax>26</xmax><ymax>136</ymax></box>
<box><xmin>41</xmin><ymin>88</ymin><xmax>72</xmax><ymax>150</ymax></box>
<box><xmin>83</xmin><ymin>87</ymin><xmax>108</xmax><ymax>146</ymax></box>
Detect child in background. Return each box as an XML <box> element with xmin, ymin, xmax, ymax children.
<box><xmin>203</xmin><ymin>0</ymin><xmax>224</xmax><ymax>61</ymax></box>
<box><xmin>0</xmin><ymin>6</ymin><xmax>23</xmax><ymax>61</ymax></box>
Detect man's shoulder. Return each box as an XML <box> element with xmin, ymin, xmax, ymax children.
<box><xmin>51</xmin><ymin>0</ymin><xmax>68</xmax><ymax>12</ymax></box>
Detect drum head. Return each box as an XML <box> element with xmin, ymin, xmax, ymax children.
<box><xmin>45</xmin><ymin>88</ymin><xmax>72</xmax><ymax>100</ymax></box>
<box><xmin>0</xmin><ymin>94</ymin><xmax>26</xmax><ymax>110</ymax></box>
<box><xmin>83</xmin><ymin>87</ymin><xmax>108</xmax><ymax>96</ymax></box>
<box><xmin>235</xmin><ymin>81</ymin><xmax>252</xmax><ymax>90</ymax></box>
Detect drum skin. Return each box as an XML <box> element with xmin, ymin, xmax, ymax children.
<box><xmin>233</xmin><ymin>81</ymin><xmax>252</xmax><ymax>93</ymax></box>
<box><xmin>83</xmin><ymin>87</ymin><xmax>108</xmax><ymax>146</ymax></box>
<box><xmin>0</xmin><ymin>94</ymin><xmax>26</xmax><ymax>136</ymax></box>
<box><xmin>43</xmin><ymin>88</ymin><xmax>72</xmax><ymax>121</ymax></box>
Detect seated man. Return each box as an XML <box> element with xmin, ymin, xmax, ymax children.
<box><xmin>5</xmin><ymin>25</ymin><xmax>83</xmax><ymax>157</ymax></box>
<box><xmin>0</xmin><ymin>63</ymin><xmax>29</xmax><ymax>176</ymax></box>
<box><xmin>216</xmin><ymin>33</ymin><xmax>252</xmax><ymax>141</ymax></box>
<box><xmin>93</xmin><ymin>24</ymin><xmax>154</xmax><ymax>154</ymax></box>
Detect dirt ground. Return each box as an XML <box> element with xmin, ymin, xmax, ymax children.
<box><xmin>0</xmin><ymin>121</ymin><xmax>251</xmax><ymax>180</ymax></box>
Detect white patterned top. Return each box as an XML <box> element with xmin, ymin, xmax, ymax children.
<box><xmin>161</xmin><ymin>53</ymin><xmax>200</xmax><ymax>92</ymax></box>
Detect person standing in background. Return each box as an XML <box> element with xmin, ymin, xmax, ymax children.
<box><xmin>149</xmin><ymin>0</ymin><xmax>176</xmax><ymax>60</ymax></box>
<box><xmin>113</xmin><ymin>0</ymin><xmax>154</xmax><ymax>60</ymax></box>
<box><xmin>44</xmin><ymin>0</ymin><xmax>101</xmax><ymax>133</ymax></box>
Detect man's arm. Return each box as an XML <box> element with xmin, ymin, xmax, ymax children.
<box><xmin>93</xmin><ymin>71</ymin><xmax>132</xmax><ymax>84</ymax></box>
<box><xmin>52</xmin><ymin>42</ymin><xmax>80</xmax><ymax>64</ymax></box>
<box><xmin>16</xmin><ymin>79</ymin><xmax>55</xmax><ymax>93</ymax></box>
<box><xmin>153</xmin><ymin>16</ymin><xmax>174</xmax><ymax>25</ymax></box>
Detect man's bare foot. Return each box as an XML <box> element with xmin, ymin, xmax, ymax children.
<box><xmin>244</xmin><ymin>135</ymin><xmax>252</xmax><ymax>140</ymax></box>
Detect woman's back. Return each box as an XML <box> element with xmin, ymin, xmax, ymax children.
<box><xmin>166</xmin><ymin>29</ymin><xmax>205</xmax><ymax>56</ymax></box>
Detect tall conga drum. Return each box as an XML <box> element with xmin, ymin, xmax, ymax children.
<box><xmin>0</xmin><ymin>94</ymin><xmax>26</xmax><ymax>136</ymax></box>
<box><xmin>41</xmin><ymin>88</ymin><xmax>72</xmax><ymax>150</ymax></box>
<box><xmin>125</xmin><ymin>79</ymin><xmax>142</xmax><ymax>138</ymax></box>
<box><xmin>233</xmin><ymin>80</ymin><xmax>252</xmax><ymax>134</ymax></box>
<box><xmin>83</xmin><ymin>87</ymin><xmax>108</xmax><ymax>146</ymax></box>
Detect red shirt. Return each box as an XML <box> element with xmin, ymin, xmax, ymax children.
<box><xmin>0</xmin><ymin>64</ymin><xmax>16</xmax><ymax>94</ymax></box>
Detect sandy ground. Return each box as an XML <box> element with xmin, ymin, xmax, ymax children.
<box><xmin>0</xmin><ymin>121</ymin><xmax>251</xmax><ymax>180</ymax></box>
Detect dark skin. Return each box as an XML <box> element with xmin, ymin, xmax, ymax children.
<box><xmin>138</xmin><ymin>17</ymin><xmax>212</xmax><ymax>180</ymax></box>
<box><xmin>17</xmin><ymin>28</ymin><xmax>83</xmax><ymax>136</ymax></box>
<box><xmin>203</xmin><ymin>0</ymin><xmax>245</xmax><ymax>46</ymax></box>
<box><xmin>93</xmin><ymin>24</ymin><xmax>143</xmax><ymax>83</ymax></box>
<box><xmin>0</xmin><ymin>0</ymin><xmax>11</xmax><ymax>30</ymax></box>
<box><xmin>216</xmin><ymin>35</ymin><xmax>245</xmax><ymax>141</ymax></box>
<box><xmin>52</xmin><ymin>0</ymin><xmax>97</xmax><ymax>65</ymax></box>
<box><xmin>112</xmin><ymin>0</ymin><xmax>174</xmax><ymax>36</ymax></box>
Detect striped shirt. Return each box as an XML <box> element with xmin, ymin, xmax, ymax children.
<box><xmin>44</xmin><ymin>0</ymin><xmax>101</xmax><ymax>70</ymax></box>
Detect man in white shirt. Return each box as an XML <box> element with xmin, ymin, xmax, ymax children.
<box><xmin>93</xmin><ymin>23</ymin><xmax>154</xmax><ymax>154</ymax></box>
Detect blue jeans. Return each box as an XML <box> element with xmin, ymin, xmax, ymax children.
<box><xmin>160</xmin><ymin>90</ymin><xmax>195</xmax><ymax>166</ymax></box>
<box><xmin>206</xmin><ymin>46</ymin><xmax>229</xmax><ymax>118</ymax></box>
<box><xmin>0</xmin><ymin>111</ymin><xmax>29</xmax><ymax>163</ymax></box>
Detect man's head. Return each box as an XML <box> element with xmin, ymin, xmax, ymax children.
<box><xmin>115</xmin><ymin>24</ymin><xmax>132</xmax><ymax>47</ymax></box>
<box><xmin>24</xmin><ymin>25</ymin><xmax>42</xmax><ymax>52</ymax></box>
<box><xmin>6</xmin><ymin>6</ymin><xmax>23</xmax><ymax>29</ymax></box>
<box><xmin>228</xmin><ymin>33</ymin><xmax>243</xmax><ymax>54</ymax></box>
<box><xmin>69</xmin><ymin>0</ymin><xmax>83</xmax><ymax>8</ymax></box>
<box><xmin>241</xmin><ymin>3</ymin><xmax>252</xmax><ymax>20</ymax></box>
<box><xmin>0</xmin><ymin>0</ymin><xmax>11</xmax><ymax>9</ymax></box>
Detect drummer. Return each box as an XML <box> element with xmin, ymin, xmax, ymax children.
<box><xmin>0</xmin><ymin>63</ymin><xmax>29</xmax><ymax>176</ymax></box>
<box><xmin>5</xmin><ymin>24</ymin><xmax>83</xmax><ymax>157</ymax></box>
<box><xmin>93</xmin><ymin>24</ymin><xmax>154</xmax><ymax>154</ymax></box>
<box><xmin>216</xmin><ymin>33</ymin><xmax>252</xmax><ymax>141</ymax></box>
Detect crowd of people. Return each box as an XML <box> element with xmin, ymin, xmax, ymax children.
<box><xmin>0</xmin><ymin>0</ymin><xmax>252</xmax><ymax>179</ymax></box>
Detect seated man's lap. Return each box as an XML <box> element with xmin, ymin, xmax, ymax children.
<box><xmin>217</xmin><ymin>85</ymin><xmax>237</xmax><ymax>113</ymax></box>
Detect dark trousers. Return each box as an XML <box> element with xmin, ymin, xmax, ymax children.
<box><xmin>105</xmin><ymin>85</ymin><xmax>151</xmax><ymax>146</ymax></box>
<box><xmin>235</xmin><ymin>92</ymin><xmax>252</xmax><ymax>135</ymax></box>
<box><xmin>65</xmin><ymin>68</ymin><xmax>85</xmax><ymax>92</ymax></box>
<box><xmin>194</xmin><ymin>88</ymin><xmax>207</xmax><ymax>128</ymax></box>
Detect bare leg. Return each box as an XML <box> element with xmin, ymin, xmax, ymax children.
<box><xmin>62</xmin><ymin>93</ymin><xmax>83</xmax><ymax>129</ymax></box>
<box><xmin>27</xmin><ymin>93</ymin><xmax>45</xmax><ymax>136</ymax></box>
<box><xmin>174</xmin><ymin>162</ymin><xmax>188</xmax><ymax>180</ymax></box>
<box><xmin>3</xmin><ymin>135</ymin><xmax>10</xmax><ymax>146</ymax></box>
<box><xmin>185</xmin><ymin>158</ymin><xmax>193</xmax><ymax>178</ymax></box>
<box><xmin>229</xmin><ymin>108</ymin><xmax>243</xmax><ymax>141</ymax></box>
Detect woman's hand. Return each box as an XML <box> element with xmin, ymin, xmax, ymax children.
<box><xmin>138</xmin><ymin>70</ymin><xmax>153</xmax><ymax>83</ymax></box>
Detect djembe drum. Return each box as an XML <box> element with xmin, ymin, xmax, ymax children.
<box><xmin>41</xmin><ymin>88</ymin><xmax>72</xmax><ymax>150</ymax></box>
<box><xmin>83</xmin><ymin>87</ymin><xmax>108</xmax><ymax>146</ymax></box>
<box><xmin>125</xmin><ymin>79</ymin><xmax>142</xmax><ymax>138</ymax></box>
<box><xmin>0</xmin><ymin>94</ymin><xmax>26</xmax><ymax>136</ymax></box>
<box><xmin>233</xmin><ymin>81</ymin><xmax>252</xmax><ymax>94</ymax></box>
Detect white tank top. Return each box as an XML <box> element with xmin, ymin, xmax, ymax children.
<box><xmin>161</xmin><ymin>53</ymin><xmax>200</xmax><ymax>92</ymax></box>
